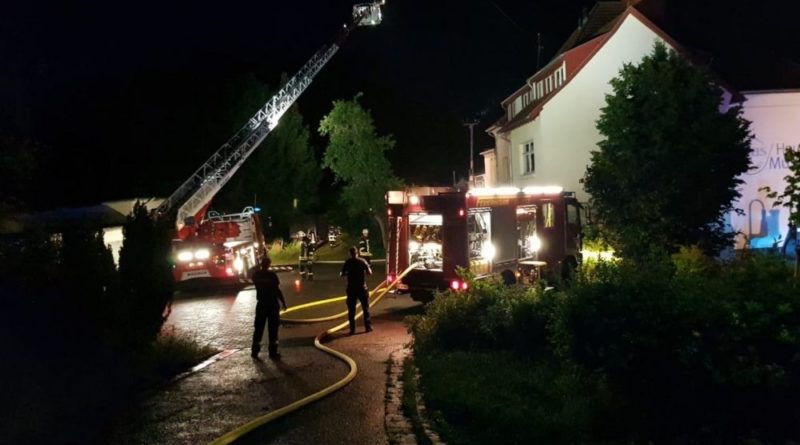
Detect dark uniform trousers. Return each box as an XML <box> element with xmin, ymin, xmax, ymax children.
<box><xmin>346</xmin><ymin>287</ymin><xmax>371</xmax><ymax>332</ymax></box>
<box><xmin>253</xmin><ymin>301</ymin><xmax>280</xmax><ymax>355</ymax></box>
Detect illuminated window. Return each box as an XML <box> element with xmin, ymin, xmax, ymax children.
<box><xmin>522</xmin><ymin>141</ymin><xmax>535</xmax><ymax>175</ymax></box>
<box><xmin>408</xmin><ymin>213</ymin><xmax>443</xmax><ymax>271</ymax></box>
<box><xmin>543</xmin><ymin>202</ymin><xmax>555</xmax><ymax>228</ymax></box>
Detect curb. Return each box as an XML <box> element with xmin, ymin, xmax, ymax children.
<box><xmin>385</xmin><ymin>350</ymin><xmax>446</xmax><ymax>445</ymax></box>
<box><xmin>386</xmin><ymin>349</ymin><xmax>416</xmax><ymax>445</ymax></box>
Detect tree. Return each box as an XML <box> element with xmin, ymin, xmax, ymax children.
<box><xmin>583</xmin><ymin>42</ymin><xmax>752</xmax><ymax>259</ymax></box>
<box><xmin>319</xmin><ymin>94</ymin><xmax>402</xmax><ymax>248</ymax></box>
<box><xmin>0</xmin><ymin>133</ymin><xmax>44</xmax><ymax>213</ymax></box>
<box><xmin>762</xmin><ymin>144</ymin><xmax>800</xmax><ymax>275</ymax></box>
<box><xmin>117</xmin><ymin>202</ymin><xmax>174</xmax><ymax>349</ymax></box>
<box><xmin>215</xmin><ymin>75</ymin><xmax>320</xmax><ymax>238</ymax></box>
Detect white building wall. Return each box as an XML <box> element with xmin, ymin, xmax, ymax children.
<box><xmin>507</xmin><ymin>13</ymin><xmax>671</xmax><ymax>202</ymax></box>
<box><xmin>481</xmin><ymin>151</ymin><xmax>497</xmax><ymax>187</ymax></box>
<box><xmin>495</xmin><ymin>136</ymin><xmax>512</xmax><ymax>184</ymax></box>
<box><xmin>730</xmin><ymin>91</ymin><xmax>800</xmax><ymax>249</ymax></box>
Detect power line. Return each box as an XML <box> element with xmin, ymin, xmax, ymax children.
<box><xmin>486</xmin><ymin>0</ymin><xmax>525</xmax><ymax>34</ymax></box>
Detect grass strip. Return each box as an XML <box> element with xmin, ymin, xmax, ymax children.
<box><xmin>401</xmin><ymin>357</ymin><xmax>434</xmax><ymax>445</ymax></box>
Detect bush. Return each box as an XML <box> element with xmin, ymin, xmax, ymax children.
<box><xmin>556</xmin><ymin>254</ymin><xmax>800</xmax><ymax>442</ymax></box>
<box><xmin>410</xmin><ymin>252</ymin><xmax>800</xmax><ymax>444</ymax></box>
<box><xmin>408</xmin><ymin>276</ymin><xmax>560</xmax><ymax>358</ymax></box>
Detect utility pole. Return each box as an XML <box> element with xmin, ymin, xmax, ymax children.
<box><xmin>464</xmin><ymin>121</ymin><xmax>479</xmax><ymax>186</ymax></box>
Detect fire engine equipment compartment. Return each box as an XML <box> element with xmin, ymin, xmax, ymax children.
<box><xmin>408</xmin><ymin>213</ymin><xmax>443</xmax><ymax>270</ymax></box>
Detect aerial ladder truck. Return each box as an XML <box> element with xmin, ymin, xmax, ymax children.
<box><xmin>157</xmin><ymin>2</ymin><xmax>385</xmax><ymax>282</ymax></box>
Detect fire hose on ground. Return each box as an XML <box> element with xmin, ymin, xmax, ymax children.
<box><xmin>207</xmin><ymin>263</ymin><xmax>418</xmax><ymax>445</ymax></box>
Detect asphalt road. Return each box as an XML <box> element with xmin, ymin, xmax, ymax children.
<box><xmin>111</xmin><ymin>263</ymin><xmax>422</xmax><ymax>445</ymax></box>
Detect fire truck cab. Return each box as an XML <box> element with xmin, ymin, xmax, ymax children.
<box><xmin>386</xmin><ymin>186</ymin><xmax>583</xmax><ymax>301</ymax></box>
<box><xmin>172</xmin><ymin>207</ymin><xmax>265</xmax><ymax>282</ymax></box>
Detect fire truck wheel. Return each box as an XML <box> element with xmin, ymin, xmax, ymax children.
<box><xmin>561</xmin><ymin>256</ymin><xmax>578</xmax><ymax>282</ymax></box>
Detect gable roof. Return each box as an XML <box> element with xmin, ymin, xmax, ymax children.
<box><xmin>490</xmin><ymin>4</ymin><xmax>744</xmax><ymax>135</ymax></box>
<box><xmin>555</xmin><ymin>1</ymin><xmax>627</xmax><ymax>56</ymax></box>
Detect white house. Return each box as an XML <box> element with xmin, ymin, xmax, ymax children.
<box><xmin>730</xmin><ymin>90</ymin><xmax>800</xmax><ymax>249</ymax></box>
<box><xmin>483</xmin><ymin>0</ymin><xmax>800</xmax><ymax>249</ymax></box>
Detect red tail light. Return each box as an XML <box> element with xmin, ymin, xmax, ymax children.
<box><xmin>450</xmin><ymin>279</ymin><xmax>469</xmax><ymax>291</ymax></box>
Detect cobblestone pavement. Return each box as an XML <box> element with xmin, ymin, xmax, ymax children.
<box><xmin>110</xmin><ymin>264</ymin><xmax>422</xmax><ymax>444</ymax></box>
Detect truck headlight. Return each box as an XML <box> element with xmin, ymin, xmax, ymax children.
<box><xmin>177</xmin><ymin>251</ymin><xmax>193</xmax><ymax>262</ymax></box>
<box><xmin>194</xmin><ymin>249</ymin><xmax>210</xmax><ymax>260</ymax></box>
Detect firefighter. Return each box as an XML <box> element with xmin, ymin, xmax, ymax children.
<box><xmin>300</xmin><ymin>236</ymin><xmax>316</xmax><ymax>281</ymax></box>
<box><xmin>251</xmin><ymin>257</ymin><xmax>287</xmax><ymax>359</ymax></box>
<box><xmin>340</xmin><ymin>246</ymin><xmax>373</xmax><ymax>334</ymax></box>
<box><xmin>358</xmin><ymin>228</ymin><xmax>372</xmax><ymax>265</ymax></box>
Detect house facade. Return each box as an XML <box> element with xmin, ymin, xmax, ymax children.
<box><xmin>483</xmin><ymin>1</ymin><xmax>800</xmax><ymax>249</ymax></box>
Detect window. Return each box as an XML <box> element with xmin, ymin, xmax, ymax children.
<box><xmin>468</xmin><ymin>209</ymin><xmax>491</xmax><ymax>261</ymax></box>
<box><xmin>543</xmin><ymin>202</ymin><xmax>555</xmax><ymax>228</ymax></box>
<box><xmin>516</xmin><ymin>205</ymin><xmax>538</xmax><ymax>259</ymax></box>
<box><xmin>567</xmin><ymin>203</ymin><xmax>581</xmax><ymax>225</ymax></box>
<box><xmin>408</xmin><ymin>213</ymin><xmax>443</xmax><ymax>271</ymax></box>
<box><xmin>522</xmin><ymin>140</ymin><xmax>535</xmax><ymax>175</ymax></box>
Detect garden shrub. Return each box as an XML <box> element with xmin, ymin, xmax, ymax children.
<box><xmin>411</xmin><ymin>251</ymin><xmax>800</xmax><ymax>444</ymax></box>
<box><xmin>116</xmin><ymin>202</ymin><xmax>174</xmax><ymax>350</ymax></box>
<box><xmin>408</xmin><ymin>275</ymin><xmax>561</xmax><ymax>358</ymax></box>
<box><xmin>557</xmin><ymin>254</ymin><xmax>800</xmax><ymax>442</ymax></box>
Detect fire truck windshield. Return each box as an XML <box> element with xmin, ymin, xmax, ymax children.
<box><xmin>408</xmin><ymin>213</ymin><xmax>443</xmax><ymax>271</ymax></box>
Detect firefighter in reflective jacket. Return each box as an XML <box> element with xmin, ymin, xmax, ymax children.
<box><xmin>299</xmin><ymin>235</ymin><xmax>316</xmax><ymax>280</ymax></box>
<box><xmin>358</xmin><ymin>228</ymin><xmax>372</xmax><ymax>265</ymax></box>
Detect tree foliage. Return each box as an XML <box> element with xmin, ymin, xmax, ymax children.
<box><xmin>763</xmin><ymin>145</ymin><xmax>800</xmax><ymax>226</ymax></box>
<box><xmin>216</xmin><ymin>75</ymin><xmax>320</xmax><ymax>238</ymax></box>
<box><xmin>117</xmin><ymin>202</ymin><xmax>174</xmax><ymax>349</ymax></box>
<box><xmin>319</xmin><ymin>94</ymin><xmax>402</xmax><ymax>245</ymax></box>
<box><xmin>583</xmin><ymin>42</ymin><xmax>752</xmax><ymax>259</ymax></box>
<box><xmin>0</xmin><ymin>133</ymin><xmax>44</xmax><ymax>212</ymax></box>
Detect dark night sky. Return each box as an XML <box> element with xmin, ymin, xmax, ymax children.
<box><xmin>2</xmin><ymin>0</ymin><xmax>798</xmax><ymax>209</ymax></box>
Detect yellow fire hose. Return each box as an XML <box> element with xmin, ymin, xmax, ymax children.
<box><xmin>207</xmin><ymin>264</ymin><xmax>417</xmax><ymax>445</ymax></box>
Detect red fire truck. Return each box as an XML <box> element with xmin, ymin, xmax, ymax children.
<box><xmin>385</xmin><ymin>186</ymin><xmax>584</xmax><ymax>301</ymax></box>
<box><xmin>171</xmin><ymin>207</ymin><xmax>265</xmax><ymax>282</ymax></box>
